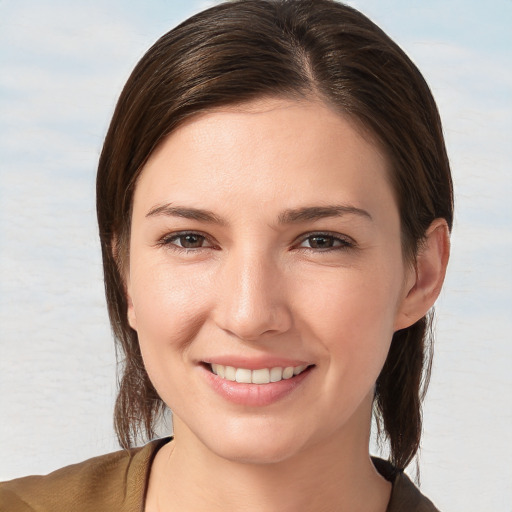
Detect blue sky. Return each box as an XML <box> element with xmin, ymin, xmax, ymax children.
<box><xmin>1</xmin><ymin>1</ymin><xmax>511</xmax><ymax>510</ymax></box>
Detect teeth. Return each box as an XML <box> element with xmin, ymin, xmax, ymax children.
<box><xmin>235</xmin><ymin>368</ymin><xmax>252</xmax><ymax>383</ymax></box>
<box><xmin>293</xmin><ymin>365</ymin><xmax>307</xmax><ymax>375</ymax></box>
<box><xmin>210</xmin><ymin>363</ymin><xmax>309</xmax><ymax>384</ymax></box>
<box><xmin>270</xmin><ymin>367</ymin><xmax>282</xmax><ymax>382</ymax></box>
<box><xmin>252</xmin><ymin>368</ymin><xmax>270</xmax><ymax>384</ymax></box>
<box><xmin>224</xmin><ymin>366</ymin><xmax>236</xmax><ymax>381</ymax></box>
<box><xmin>282</xmin><ymin>367</ymin><xmax>294</xmax><ymax>379</ymax></box>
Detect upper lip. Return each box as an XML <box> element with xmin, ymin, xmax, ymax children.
<box><xmin>201</xmin><ymin>356</ymin><xmax>313</xmax><ymax>370</ymax></box>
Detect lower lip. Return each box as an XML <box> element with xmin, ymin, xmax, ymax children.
<box><xmin>201</xmin><ymin>365</ymin><xmax>313</xmax><ymax>407</ymax></box>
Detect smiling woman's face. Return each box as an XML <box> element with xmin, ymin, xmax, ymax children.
<box><xmin>125</xmin><ymin>98</ymin><xmax>416</xmax><ymax>464</ymax></box>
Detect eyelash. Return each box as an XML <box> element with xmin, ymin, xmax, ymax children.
<box><xmin>157</xmin><ymin>231</ymin><xmax>216</xmax><ymax>252</ymax></box>
<box><xmin>156</xmin><ymin>231</ymin><xmax>355</xmax><ymax>253</ymax></box>
<box><xmin>295</xmin><ymin>232</ymin><xmax>355</xmax><ymax>252</ymax></box>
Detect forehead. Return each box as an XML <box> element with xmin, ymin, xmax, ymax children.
<box><xmin>133</xmin><ymin>97</ymin><xmax>394</xmax><ymax>220</ymax></box>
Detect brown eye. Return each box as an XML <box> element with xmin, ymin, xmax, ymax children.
<box><xmin>307</xmin><ymin>235</ymin><xmax>336</xmax><ymax>249</ymax></box>
<box><xmin>160</xmin><ymin>232</ymin><xmax>212</xmax><ymax>250</ymax></box>
<box><xmin>176</xmin><ymin>234</ymin><xmax>207</xmax><ymax>248</ymax></box>
<box><xmin>298</xmin><ymin>233</ymin><xmax>353</xmax><ymax>250</ymax></box>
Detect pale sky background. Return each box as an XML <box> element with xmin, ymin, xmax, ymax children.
<box><xmin>0</xmin><ymin>1</ymin><xmax>511</xmax><ymax>510</ymax></box>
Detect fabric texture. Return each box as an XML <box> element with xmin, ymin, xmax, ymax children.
<box><xmin>0</xmin><ymin>438</ymin><xmax>439</xmax><ymax>511</ymax></box>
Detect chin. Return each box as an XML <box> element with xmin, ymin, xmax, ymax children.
<box><xmin>200</xmin><ymin>419</ymin><xmax>309</xmax><ymax>466</ymax></box>
<box><xmin>215</xmin><ymin>440</ymin><xmax>302</xmax><ymax>466</ymax></box>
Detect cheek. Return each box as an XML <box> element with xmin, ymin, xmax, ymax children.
<box><xmin>128</xmin><ymin>263</ymin><xmax>218</xmax><ymax>413</ymax></box>
<box><xmin>128</xmin><ymin>261</ymin><xmax>213</xmax><ymax>365</ymax></box>
<box><xmin>294</xmin><ymin>265</ymin><xmax>401</xmax><ymax>370</ymax></box>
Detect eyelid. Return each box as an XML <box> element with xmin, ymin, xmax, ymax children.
<box><xmin>294</xmin><ymin>231</ymin><xmax>356</xmax><ymax>249</ymax></box>
<box><xmin>156</xmin><ymin>230</ymin><xmax>218</xmax><ymax>250</ymax></box>
<box><xmin>155</xmin><ymin>230</ymin><xmax>355</xmax><ymax>252</ymax></box>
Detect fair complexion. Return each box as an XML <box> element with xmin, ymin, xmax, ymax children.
<box><xmin>125</xmin><ymin>98</ymin><xmax>449</xmax><ymax>512</ymax></box>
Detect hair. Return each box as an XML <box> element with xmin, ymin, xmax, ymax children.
<box><xmin>96</xmin><ymin>0</ymin><xmax>453</xmax><ymax>471</ymax></box>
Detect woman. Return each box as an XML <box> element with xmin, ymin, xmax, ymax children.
<box><xmin>0</xmin><ymin>0</ymin><xmax>452</xmax><ymax>510</ymax></box>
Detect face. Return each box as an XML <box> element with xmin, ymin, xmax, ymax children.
<box><xmin>126</xmin><ymin>98</ymin><xmax>416</xmax><ymax>464</ymax></box>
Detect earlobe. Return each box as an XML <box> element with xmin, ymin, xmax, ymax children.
<box><xmin>395</xmin><ymin>218</ymin><xmax>450</xmax><ymax>331</ymax></box>
<box><xmin>127</xmin><ymin>293</ymin><xmax>137</xmax><ymax>331</ymax></box>
<box><xmin>124</xmin><ymin>274</ymin><xmax>137</xmax><ymax>331</ymax></box>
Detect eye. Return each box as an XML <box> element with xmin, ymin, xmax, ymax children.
<box><xmin>159</xmin><ymin>231</ymin><xmax>214</xmax><ymax>250</ymax></box>
<box><xmin>297</xmin><ymin>233</ymin><xmax>354</xmax><ymax>250</ymax></box>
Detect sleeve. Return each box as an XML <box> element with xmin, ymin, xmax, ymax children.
<box><xmin>0</xmin><ymin>448</ymin><xmax>137</xmax><ymax>512</ymax></box>
<box><xmin>0</xmin><ymin>486</ymin><xmax>36</xmax><ymax>512</ymax></box>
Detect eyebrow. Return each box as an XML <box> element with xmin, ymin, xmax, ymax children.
<box><xmin>146</xmin><ymin>203</ymin><xmax>372</xmax><ymax>225</ymax></box>
<box><xmin>146</xmin><ymin>204</ymin><xmax>227</xmax><ymax>225</ymax></box>
<box><xmin>277</xmin><ymin>205</ymin><xmax>372</xmax><ymax>224</ymax></box>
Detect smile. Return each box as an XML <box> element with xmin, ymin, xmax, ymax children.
<box><xmin>210</xmin><ymin>364</ymin><xmax>308</xmax><ymax>384</ymax></box>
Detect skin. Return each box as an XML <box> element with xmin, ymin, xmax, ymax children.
<box><xmin>125</xmin><ymin>98</ymin><xmax>449</xmax><ymax>512</ymax></box>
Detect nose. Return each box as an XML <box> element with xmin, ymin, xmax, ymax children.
<box><xmin>213</xmin><ymin>249</ymin><xmax>292</xmax><ymax>342</ymax></box>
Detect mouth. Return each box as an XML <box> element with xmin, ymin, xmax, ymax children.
<box><xmin>201</xmin><ymin>360</ymin><xmax>314</xmax><ymax>406</ymax></box>
<box><xmin>208</xmin><ymin>363</ymin><xmax>311</xmax><ymax>384</ymax></box>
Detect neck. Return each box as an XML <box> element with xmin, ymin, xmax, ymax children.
<box><xmin>146</xmin><ymin>405</ymin><xmax>391</xmax><ymax>512</ymax></box>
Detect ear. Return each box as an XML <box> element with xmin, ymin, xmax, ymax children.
<box><xmin>111</xmin><ymin>234</ymin><xmax>138</xmax><ymax>331</ymax></box>
<box><xmin>126</xmin><ymin>289</ymin><xmax>137</xmax><ymax>331</ymax></box>
<box><xmin>394</xmin><ymin>218</ymin><xmax>450</xmax><ymax>331</ymax></box>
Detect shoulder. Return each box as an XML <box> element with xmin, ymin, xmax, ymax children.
<box><xmin>0</xmin><ymin>438</ymin><xmax>169</xmax><ymax>512</ymax></box>
<box><xmin>372</xmin><ymin>458</ymin><xmax>440</xmax><ymax>512</ymax></box>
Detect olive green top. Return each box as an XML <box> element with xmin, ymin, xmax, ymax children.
<box><xmin>0</xmin><ymin>438</ymin><xmax>439</xmax><ymax>511</ymax></box>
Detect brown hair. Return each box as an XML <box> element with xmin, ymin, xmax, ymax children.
<box><xmin>96</xmin><ymin>0</ymin><xmax>453</xmax><ymax>471</ymax></box>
